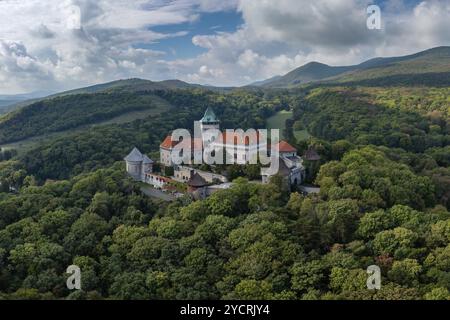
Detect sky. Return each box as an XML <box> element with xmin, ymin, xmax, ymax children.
<box><xmin>0</xmin><ymin>0</ymin><xmax>449</xmax><ymax>94</ymax></box>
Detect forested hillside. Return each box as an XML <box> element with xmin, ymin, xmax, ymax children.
<box><xmin>0</xmin><ymin>89</ymin><xmax>287</xmax><ymax>183</ymax></box>
<box><xmin>351</xmin><ymin>87</ymin><xmax>450</xmax><ymax>117</ymax></box>
<box><xmin>0</xmin><ymin>92</ymin><xmax>171</xmax><ymax>144</ymax></box>
<box><xmin>335</xmin><ymin>47</ymin><xmax>450</xmax><ymax>85</ymax></box>
<box><xmin>292</xmin><ymin>86</ymin><xmax>449</xmax><ymax>208</ymax></box>
<box><xmin>0</xmin><ymin>150</ymin><xmax>448</xmax><ymax>300</ymax></box>
<box><xmin>296</xmin><ymin>87</ymin><xmax>449</xmax><ymax>153</ymax></box>
<box><xmin>0</xmin><ymin>61</ymin><xmax>449</xmax><ymax>300</ymax></box>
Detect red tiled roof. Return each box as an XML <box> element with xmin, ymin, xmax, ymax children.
<box><xmin>146</xmin><ymin>173</ymin><xmax>173</xmax><ymax>183</ymax></box>
<box><xmin>160</xmin><ymin>135</ymin><xmax>204</xmax><ymax>150</ymax></box>
<box><xmin>276</xmin><ymin>141</ymin><xmax>297</xmax><ymax>153</ymax></box>
<box><xmin>160</xmin><ymin>176</ymin><xmax>173</xmax><ymax>183</ymax></box>
<box><xmin>180</xmin><ymin>138</ymin><xmax>203</xmax><ymax>150</ymax></box>
<box><xmin>160</xmin><ymin>136</ymin><xmax>179</xmax><ymax>149</ymax></box>
<box><xmin>163</xmin><ymin>185</ymin><xmax>178</xmax><ymax>191</ymax></box>
<box><xmin>161</xmin><ymin>131</ymin><xmax>269</xmax><ymax>149</ymax></box>
<box><xmin>217</xmin><ymin>131</ymin><xmax>262</xmax><ymax>146</ymax></box>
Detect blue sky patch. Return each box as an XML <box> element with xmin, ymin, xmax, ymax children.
<box><xmin>143</xmin><ymin>10</ymin><xmax>244</xmax><ymax>60</ymax></box>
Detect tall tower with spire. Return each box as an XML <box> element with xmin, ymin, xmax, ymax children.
<box><xmin>199</xmin><ymin>107</ymin><xmax>220</xmax><ymax>143</ymax></box>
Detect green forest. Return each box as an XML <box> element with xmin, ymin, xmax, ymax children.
<box><xmin>0</xmin><ymin>84</ymin><xmax>449</xmax><ymax>300</ymax></box>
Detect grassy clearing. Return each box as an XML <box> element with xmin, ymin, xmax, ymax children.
<box><xmin>267</xmin><ymin>110</ymin><xmax>311</xmax><ymax>141</ymax></box>
<box><xmin>267</xmin><ymin>110</ymin><xmax>293</xmax><ymax>140</ymax></box>
<box><xmin>294</xmin><ymin>129</ymin><xmax>311</xmax><ymax>141</ymax></box>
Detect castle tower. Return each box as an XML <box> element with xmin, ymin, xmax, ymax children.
<box><xmin>160</xmin><ymin>135</ymin><xmax>179</xmax><ymax>167</ymax></box>
<box><xmin>125</xmin><ymin>147</ymin><xmax>154</xmax><ymax>182</ymax></box>
<box><xmin>124</xmin><ymin>147</ymin><xmax>144</xmax><ymax>180</ymax></box>
<box><xmin>200</xmin><ymin>107</ymin><xmax>220</xmax><ymax>144</ymax></box>
<box><xmin>142</xmin><ymin>155</ymin><xmax>154</xmax><ymax>176</ymax></box>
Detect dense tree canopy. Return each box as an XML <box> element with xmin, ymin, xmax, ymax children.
<box><xmin>0</xmin><ymin>84</ymin><xmax>448</xmax><ymax>300</ymax></box>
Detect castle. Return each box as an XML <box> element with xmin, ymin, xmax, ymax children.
<box><xmin>261</xmin><ymin>140</ymin><xmax>305</xmax><ymax>187</ymax></box>
<box><xmin>125</xmin><ymin>107</ymin><xmax>308</xmax><ymax>197</ymax></box>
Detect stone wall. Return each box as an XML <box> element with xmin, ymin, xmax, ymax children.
<box><xmin>174</xmin><ymin>165</ymin><xmax>228</xmax><ymax>184</ymax></box>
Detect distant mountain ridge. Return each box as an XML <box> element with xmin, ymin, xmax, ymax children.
<box><xmin>1</xmin><ymin>79</ymin><xmax>211</xmax><ymax>115</ymax></box>
<box><xmin>5</xmin><ymin>46</ymin><xmax>450</xmax><ymax>114</ymax></box>
<box><xmin>249</xmin><ymin>75</ymin><xmax>283</xmax><ymax>87</ymax></box>
<box><xmin>252</xmin><ymin>46</ymin><xmax>450</xmax><ymax>87</ymax></box>
<box><xmin>0</xmin><ymin>91</ymin><xmax>53</xmax><ymax>114</ymax></box>
<box><xmin>0</xmin><ymin>77</ymin><xmax>238</xmax><ymax>145</ymax></box>
<box><xmin>1</xmin><ymin>46</ymin><xmax>449</xmax><ymax>146</ymax></box>
<box><xmin>57</xmin><ymin>78</ymin><xmax>201</xmax><ymax>95</ymax></box>
<box><xmin>5</xmin><ymin>77</ymin><xmax>238</xmax><ymax>114</ymax></box>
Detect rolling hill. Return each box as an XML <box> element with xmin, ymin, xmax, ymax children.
<box><xmin>1</xmin><ymin>46</ymin><xmax>449</xmax><ymax>149</ymax></box>
<box><xmin>0</xmin><ymin>91</ymin><xmax>52</xmax><ymax>114</ymax></box>
<box><xmin>0</xmin><ymin>83</ymin><xmax>179</xmax><ymax>145</ymax></box>
<box><xmin>255</xmin><ymin>46</ymin><xmax>450</xmax><ymax>87</ymax></box>
<box><xmin>0</xmin><ymin>77</ymin><xmax>240</xmax><ymax>149</ymax></box>
<box><xmin>257</xmin><ymin>62</ymin><xmax>357</xmax><ymax>87</ymax></box>
<box><xmin>4</xmin><ymin>78</ymin><xmax>202</xmax><ymax>112</ymax></box>
<box><xmin>53</xmin><ymin>78</ymin><xmax>201</xmax><ymax>95</ymax></box>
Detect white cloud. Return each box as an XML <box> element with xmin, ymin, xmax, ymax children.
<box><xmin>176</xmin><ymin>0</ymin><xmax>450</xmax><ymax>86</ymax></box>
<box><xmin>0</xmin><ymin>0</ymin><xmax>214</xmax><ymax>93</ymax></box>
<box><xmin>239</xmin><ymin>0</ymin><xmax>375</xmax><ymax>48</ymax></box>
<box><xmin>0</xmin><ymin>0</ymin><xmax>449</xmax><ymax>92</ymax></box>
<box><xmin>0</xmin><ymin>40</ymin><xmax>53</xmax><ymax>92</ymax></box>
